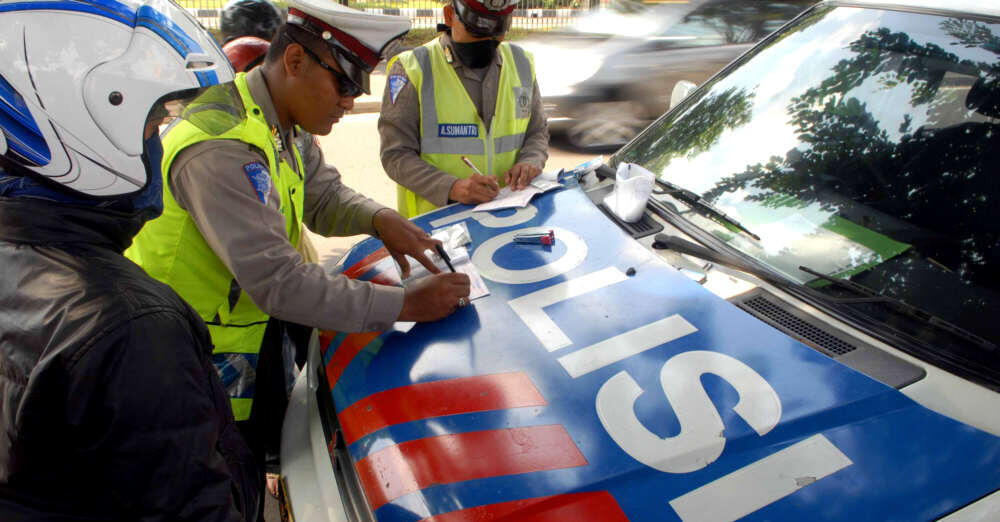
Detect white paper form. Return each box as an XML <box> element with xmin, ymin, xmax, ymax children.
<box><xmin>392</xmin><ymin>223</ymin><xmax>491</xmax><ymax>302</ymax></box>
<box><xmin>471</xmin><ymin>178</ymin><xmax>563</xmax><ymax>212</ymax></box>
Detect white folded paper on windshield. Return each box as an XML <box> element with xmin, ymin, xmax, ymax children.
<box><xmin>603</xmin><ymin>162</ymin><xmax>655</xmax><ymax>223</ymax></box>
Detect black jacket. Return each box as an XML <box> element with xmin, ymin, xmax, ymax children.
<box><xmin>0</xmin><ymin>197</ymin><xmax>258</xmax><ymax>520</ymax></box>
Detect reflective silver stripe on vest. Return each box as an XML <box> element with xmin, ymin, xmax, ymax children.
<box><xmin>508</xmin><ymin>44</ymin><xmax>532</xmax><ymax>88</ymax></box>
<box><xmin>499</xmin><ymin>45</ymin><xmax>531</xmax><ymax>153</ymax></box>
<box><xmin>494</xmin><ymin>133</ymin><xmax>526</xmax><ymax>154</ymax></box>
<box><xmin>415</xmin><ymin>45</ymin><xmax>485</xmax><ymax>156</ymax></box>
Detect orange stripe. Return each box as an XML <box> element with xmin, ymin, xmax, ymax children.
<box><xmin>419</xmin><ymin>491</ymin><xmax>629</xmax><ymax>522</ymax></box>
<box><xmin>338</xmin><ymin>372</ymin><xmax>547</xmax><ymax>445</ymax></box>
<box><xmin>356</xmin><ymin>425</ymin><xmax>588</xmax><ymax>511</ymax></box>
<box><xmin>343</xmin><ymin>247</ymin><xmax>390</xmax><ymax>280</ymax></box>
<box><xmin>324</xmin><ymin>331</ymin><xmax>381</xmax><ymax>388</ymax></box>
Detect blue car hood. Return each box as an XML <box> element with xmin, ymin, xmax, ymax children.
<box><xmin>318</xmin><ymin>185</ymin><xmax>1000</xmax><ymax>521</ymax></box>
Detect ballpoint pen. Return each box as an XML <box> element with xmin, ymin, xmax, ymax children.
<box><xmin>461</xmin><ymin>156</ymin><xmax>486</xmax><ymax>176</ymax></box>
<box><xmin>434</xmin><ymin>243</ymin><xmax>456</xmax><ymax>272</ymax></box>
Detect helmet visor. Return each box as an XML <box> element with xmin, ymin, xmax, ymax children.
<box><xmin>453</xmin><ymin>0</ymin><xmax>512</xmax><ymax>38</ymax></box>
<box><xmin>151</xmin><ymin>82</ymin><xmax>246</xmax><ymax>137</ymax></box>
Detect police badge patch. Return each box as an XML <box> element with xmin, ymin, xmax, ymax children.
<box><xmin>389</xmin><ymin>74</ymin><xmax>408</xmax><ymax>104</ymax></box>
<box><xmin>242</xmin><ymin>161</ymin><xmax>271</xmax><ymax>204</ymax></box>
<box><xmin>513</xmin><ymin>86</ymin><xmax>531</xmax><ymax>119</ymax></box>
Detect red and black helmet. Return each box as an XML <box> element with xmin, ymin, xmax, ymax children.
<box><xmin>222</xmin><ymin>35</ymin><xmax>271</xmax><ymax>72</ymax></box>
<box><xmin>452</xmin><ymin>0</ymin><xmax>519</xmax><ymax>38</ymax></box>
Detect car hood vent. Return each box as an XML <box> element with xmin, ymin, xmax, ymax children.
<box><xmin>597</xmin><ymin>203</ymin><xmax>664</xmax><ymax>239</ymax></box>
<box><xmin>731</xmin><ymin>288</ymin><xmax>925</xmax><ymax>389</ymax></box>
<box><xmin>739</xmin><ymin>293</ymin><xmax>857</xmax><ymax>357</ymax></box>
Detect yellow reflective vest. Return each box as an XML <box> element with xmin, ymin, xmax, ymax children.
<box><xmin>126</xmin><ymin>73</ymin><xmax>304</xmax><ymax>421</ymax></box>
<box><xmin>390</xmin><ymin>37</ymin><xmax>536</xmax><ymax>217</ymax></box>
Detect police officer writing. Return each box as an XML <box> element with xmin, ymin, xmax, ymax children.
<box><xmin>379</xmin><ymin>0</ymin><xmax>549</xmax><ymax>218</ymax></box>
<box><xmin>0</xmin><ymin>1</ymin><xmax>258</xmax><ymax>519</ymax></box>
<box><xmin>125</xmin><ymin>0</ymin><xmax>470</xmax><ymax>518</ymax></box>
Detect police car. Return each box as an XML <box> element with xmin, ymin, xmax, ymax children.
<box><xmin>280</xmin><ymin>1</ymin><xmax>1000</xmax><ymax>520</ymax></box>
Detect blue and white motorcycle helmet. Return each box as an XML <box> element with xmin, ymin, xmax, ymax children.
<box><xmin>0</xmin><ymin>0</ymin><xmax>239</xmax><ymax>198</ymax></box>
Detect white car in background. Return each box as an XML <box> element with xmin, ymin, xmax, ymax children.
<box><xmin>526</xmin><ymin>0</ymin><xmax>815</xmax><ymax>149</ymax></box>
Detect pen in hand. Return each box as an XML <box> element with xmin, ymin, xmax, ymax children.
<box><xmin>456</xmin><ymin>156</ymin><xmax>499</xmax><ymax>202</ymax></box>
<box><xmin>434</xmin><ymin>243</ymin><xmax>456</xmax><ymax>273</ymax></box>
<box><xmin>461</xmin><ymin>156</ymin><xmax>485</xmax><ymax>176</ymax></box>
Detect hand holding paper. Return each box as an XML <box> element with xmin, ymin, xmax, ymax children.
<box><xmin>504</xmin><ymin>162</ymin><xmax>542</xmax><ymax>189</ymax></box>
<box><xmin>393</xmin><ymin>223</ymin><xmax>491</xmax><ymax>302</ymax></box>
<box><xmin>471</xmin><ymin>178</ymin><xmax>563</xmax><ymax>212</ymax></box>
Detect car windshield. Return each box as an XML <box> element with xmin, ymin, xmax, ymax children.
<box><xmin>616</xmin><ymin>6</ymin><xmax>1000</xmax><ymax>350</ymax></box>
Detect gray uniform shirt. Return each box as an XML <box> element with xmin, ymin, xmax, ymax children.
<box><xmin>169</xmin><ymin>67</ymin><xmax>404</xmax><ymax>333</ymax></box>
<box><xmin>378</xmin><ymin>34</ymin><xmax>550</xmax><ymax>207</ymax></box>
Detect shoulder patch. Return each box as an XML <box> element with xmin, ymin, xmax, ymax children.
<box><xmin>389</xmin><ymin>74</ymin><xmax>408</xmax><ymax>105</ymax></box>
<box><xmin>242</xmin><ymin>161</ymin><xmax>271</xmax><ymax>204</ymax></box>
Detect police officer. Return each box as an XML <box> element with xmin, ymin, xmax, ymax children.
<box><xmin>223</xmin><ymin>34</ymin><xmax>321</xmax><ymax>268</ymax></box>
<box><xmin>0</xmin><ymin>1</ymin><xmax>257</xmax><ymax>519</ymax></box>
<box><xmin>126</xmin><ymin>1</ymin><xmax>471</xmax><ymax>518</ymax></box>
<box><xmin>379</xmin><ymin>0</ymin><xmax>549</xmax><ymax>218</ymax></box>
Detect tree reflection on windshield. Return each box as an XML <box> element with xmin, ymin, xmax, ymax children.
<box><xmin>705</xmin><ymin>22</ymin><xmax>999</xmax><ymax>290</ymax></box>
<box><xmin>628</xmin><ymin>86</ymin><xmax>754</xmax><ymax>173</ymax></box>
<box><xmin>614</xmin><ymin>6</ymin><xmax>1000</xmax><ymax>350</ymax></box>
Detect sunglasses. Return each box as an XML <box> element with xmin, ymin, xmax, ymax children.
<box><xmin>289</xmin><ymin>35</ymin><xmax>365</xmax><ymax>98</ymax></box>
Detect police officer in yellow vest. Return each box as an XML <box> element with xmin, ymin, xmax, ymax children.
<box><xmin>126</xmin><ymin>1</ymin><xmax>470</xmax><ymax>517</ymax></box>
<box><xmin>378</xmin><ymin>0</ymin><xmax>549</xmax><ymax>218</ymax></box>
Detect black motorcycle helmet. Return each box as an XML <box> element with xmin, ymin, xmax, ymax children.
<box><xmin>219</xmin><ymin>0</ymin><xmax>284</xmax><ymax>44</ymax></box>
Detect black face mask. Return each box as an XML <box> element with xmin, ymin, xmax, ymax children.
<box><xmin>451</xmin><ymin>38</ymin><xmax>500</xmax><ymax>69</ymax></box>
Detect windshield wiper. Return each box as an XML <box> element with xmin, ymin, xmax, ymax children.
<box><xmin>653</xmin><ymin>234</ymin><xmax>997</xmax><ymax>352</ymax></box>
<box><xmin>798</xmin><ymin>266</ymin><xmax>998</xmax><ymax>351</ymax></box>
<box><xmin>652</xmin><ymin>233</ymin><xmax>785</xmax><ymax>286</ymax></box>
<box><xmin>655</xmin><ymin>179</ymin><xmax>761</xmax><ymax>241</ymax></box>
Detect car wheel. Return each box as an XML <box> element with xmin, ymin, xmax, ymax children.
<box><xmin>566</xmin><ymin>101</ymin><xmax>649</xmax><ymax>150</ymax></box>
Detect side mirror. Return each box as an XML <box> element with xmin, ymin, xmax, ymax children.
<box><xmin>670</xmin><ymin>80</ymin><xmax>697</xmax><ymax>110</ymax></box>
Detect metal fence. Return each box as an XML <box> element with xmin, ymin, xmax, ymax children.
<box><xmin>185</xmin><ymin>0</ymin><xmax>602</xmax><ymax>33</ymax></box>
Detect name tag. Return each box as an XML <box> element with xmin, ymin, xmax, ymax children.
<box><xmin>438</xmin><ymin>124</ymin><xmax>479</xmax><ymax>137</ymax></box>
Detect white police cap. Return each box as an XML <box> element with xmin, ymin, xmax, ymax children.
<box><xmin>285</xmin><ymin>0</ymin><xmax>410</xmax><ymax>71</ymax></box>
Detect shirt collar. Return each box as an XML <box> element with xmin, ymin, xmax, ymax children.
<box><xmin>245</xmin><ymin>67</ymin><xmax>297</xmax><ymax>151</ymax></box>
